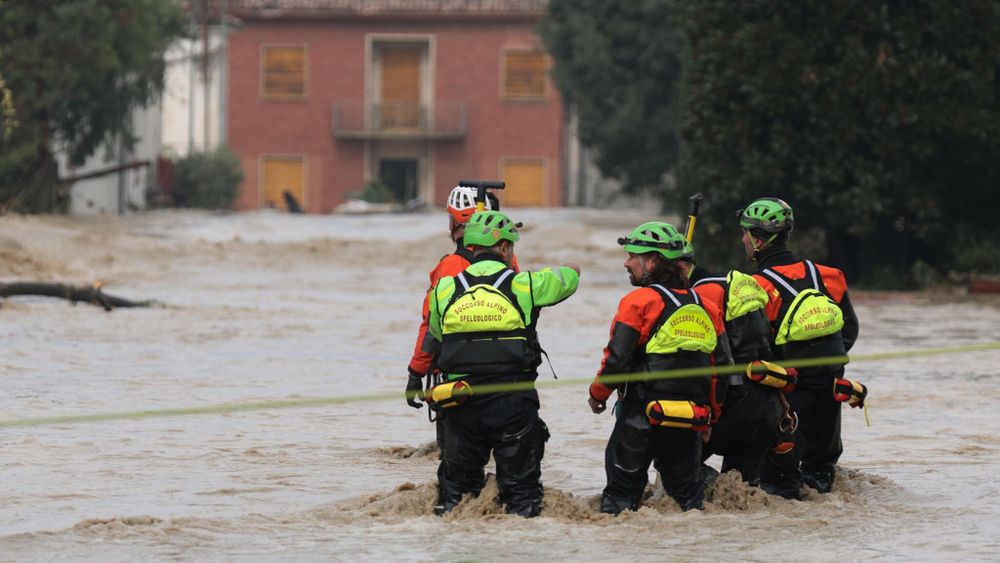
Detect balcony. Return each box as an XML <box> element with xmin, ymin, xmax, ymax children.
<box><xmin>332</xmin><ymin>100</ymin><xmax>468</xmax><ymax>140</ymax></box>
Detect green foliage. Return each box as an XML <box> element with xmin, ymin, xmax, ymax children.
<box><xmin>952</xmin><ymin>229</ymin><xmax>1000</xmax><ymax>273</ymax></box>
<box><xmin>678</xmin><ymin>1</ymin><xmax>1000</xmax><ymax>281</ymax></box>
<box><xmin>540</xmin><ymin>0</ymin><xmax>686</xmax><ymax>191</ymax></box>
<box><xmin>347</xmin><ymin>181</ymin><xmax>394</xmax><ymax>204</ymax></box>
<box><xmin>0</xmin><ymin>72</ymin><xmax>17</xmax><ymax>140</ymax></box>
<box><xmin>0</xmin><ymin>0</ymin><xmax>186</xmax><ymax>213</ymax></box>
<box><xmin>172</xmin><ymin>146</ymin><xmax>244</xmax><ymax>210</ymax></box>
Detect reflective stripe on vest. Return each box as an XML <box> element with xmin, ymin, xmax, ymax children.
<box><xmin>645</xmin><ymin>285</ymin><xmax>717</xmax><ymax>355</ymax></box>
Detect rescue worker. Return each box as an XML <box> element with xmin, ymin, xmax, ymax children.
<box><xmin>405</xmin><ymin>186</ymin><xmax>518</xmax><ymax>411</ymax></box>
<box><xmin>589</xmin><ymin>222</ymin><xmax>732</xmax><ymax>513</ymax></box>
<box><xmin>678</xmin><ymin>242</ymin><xmax>799</xmax><ymax>486</ymax></box>
<box><xmin>421</xmin><ymin>210</ymin><xmax>580</xmax><ymax>517</ymax></box>
<box><xmin>738</xmin><ymin>197</ymin><xmax>860</xmax><ymax>497</ymax></box>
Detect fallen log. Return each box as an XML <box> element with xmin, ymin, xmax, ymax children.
<box><xmin>0</xmin><ymin>282</ymin><xmax>158</xmax><ymax>311</ymax></box>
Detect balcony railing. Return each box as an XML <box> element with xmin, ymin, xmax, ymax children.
<box><xmin>332</xmin><ymin>100</ymin><xmax>468</xmax><ymax>140</ymax></box>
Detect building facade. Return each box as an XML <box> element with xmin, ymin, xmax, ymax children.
<box><xmin>224</xmin><ymin>0</ymin><xmax>563</xmax><ymax>212</ymax></box>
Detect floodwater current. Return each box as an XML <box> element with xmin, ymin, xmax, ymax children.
<box><xmin>2</xmin><ymin>209</ymin><xmax>999</xmax><ymax>561</ymax></box>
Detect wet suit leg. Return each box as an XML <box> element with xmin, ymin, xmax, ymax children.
<box><xmin>601</xmin><ymin>400</ymin><xmax>655</xmax><ymax>515</ymax></box>
<box><xmin>434</xmin><ymin>388</ymin><xmax>446</xmax><ymax>492</ymax></box>
<box><xmin>651</xmin><ymin>427</ymin><xmax>705</xmax><ymax>511</ymax></box>
<box><xmin>706</xmin><ymin>384</ymin><xmax>785</xmax><ymax>483</ymax></box>
<box><xmin>758</xmin><ymin>383</ymin><xmax>807</xmax><ymax>499</ymax></box>
<box><xmin>760</xmin><ymin>372</ymin><xmax>844</xmax><ymax>497</ymax></box>
<box><xmin>437</xmin><ymin>406</ymin><xmax>490</xmax><ymax>513</ymax></box>
<box><xmin>796</xmin><ymin>379</ymin><xmax>843</xmax><ymax>493</ymax></box>
<box><xmin>601</xmin><ymin>396</ymin><xmax>706</xmax><ymax>513</ymax></box>
<box><xmin>489</xmin><ymin>393</ymin><xmax>549</xmax><ymax>517</ymax></box>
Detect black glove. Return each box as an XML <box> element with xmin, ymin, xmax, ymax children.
<box><xmin>405</xmin><ymin>372</ymin><xmax>425</xmax><ymax>409</ymax></box>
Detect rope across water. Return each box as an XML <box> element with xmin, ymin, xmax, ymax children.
<box><xmin>3</xmin><ymin>341</ymin><xmax>998</xmax><ymax>429</ymax></box>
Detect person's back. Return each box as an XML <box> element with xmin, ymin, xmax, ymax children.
<box><xmin>423</xmin><ymin>210</ymin><xmax>580</xmax><ymax>517</ymax></box>
<box><xmin>737</xmin><ymin>197</ymin><xmax>860</xmax><ymax>496</ymax></box>
<box><xmin>589</xmin><ymin>222</ymin><xmax>731</xmax><ymax>514</ymax></box>
<box><xmin>406</xmin><ymin>186</ymin><xmax>519</xmax><ymax>405</ymax></box>
<box><xmin>682</xmin><ymin>252</ymin><xmax>797</xmax><ymax>485</ymax></box>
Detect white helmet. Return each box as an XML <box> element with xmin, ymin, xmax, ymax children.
<box><xmin>447</xmin><ymin>185</ymin><xmax>492</xmax><ymax>223</ymax></box>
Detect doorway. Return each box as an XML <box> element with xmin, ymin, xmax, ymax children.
<box><xmin>379</xmin><ymin>158</ymin><xmax>419</xmax><ymax>203</ymax></box>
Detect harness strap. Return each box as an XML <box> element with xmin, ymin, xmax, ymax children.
<box><xmin>804</xmin><ymin>260</ymin><xmax>820</xmax><ymax>290</ymax></box>
<box><xmin>650</xmin><ymin>284</ymin><xmax>699</xmax><ymax>306</ymax></box>
<box><xmin>763</xmin><ymin>261</ymin><xmax>823</xmax><ymax>295</ymax></box>
<box><xmin>650</xmin><ymin>284</ymin><xmax>682</xmax><ymax>307</ymax></box>
<box><xmin>692</xmin><ymin>277</ymin><xmax>727</xmax><ymax>287</ymax></box>
<box><xmin>762</xmin><ymin>268</ymin><xmax>799</xmax><ymax>297</ymax></box>
<box><xmin>457</xmin><ymin>268</ymin><xmax>514</xmax><ymax>292</ymax></box>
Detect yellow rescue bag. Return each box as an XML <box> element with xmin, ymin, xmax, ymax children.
<box><xmin>833</xmin><ymin>378</ymin><xmax>867</xmax><ymax>408</ymax></box>
<box><xmin>644</xmin><ymin>400</ymin><xmax>710</xmax><ymax>431</ymax></box>
<box><xmin>427</xmin><ymin>380</ymin><xmax>473</xmax><ymax>410</ymax></box>
<box><xmin>746</xmin><ymin>360</ymin><xmax>798</xmax><ymax>392</ymax></box>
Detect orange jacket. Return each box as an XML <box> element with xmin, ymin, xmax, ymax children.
<box><xmin>589</xmin><ymin>286</ymin><xmax>726</xmax><ymax>402</ymax></box>
<box><xmin>753</xmin><ymin>262</ymin><xmax>847</xmax><ymax>320</ymax></box>
<box><xmin>752</xmin><ymin>258</ymin><xmax>858</xmax><ymax>352</ymax></box>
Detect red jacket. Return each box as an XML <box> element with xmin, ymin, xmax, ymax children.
<box><xmin>589</xmin><ymin>286</ymin><xmax>727</xmax><ymax>402</ymax></box>
<box><xmin>753</xmin><ymin>262</ymin><xmax>848</xmax><ymax>322</ymax></box>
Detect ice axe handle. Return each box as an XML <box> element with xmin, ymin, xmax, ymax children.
<box><xmin>458</xmin><ymin>180</ymin><xmax>506</xmax><ymax>190</ymax></box>
<box><xmin>685</xmin><ymin>193</ymin><xmax>704</xmax><ymax>242</ymax></box>
<box><xmin>459</xmin><ymin>180</ymin><xmax>505</xmax><ymax>212</ymax></box>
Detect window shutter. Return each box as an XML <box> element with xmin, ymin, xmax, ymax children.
<box><xmin>502</xmin><ymin>159</ymin><xmax>545</xmax><ymax>206</ymax></box>
<box><xmin>503</xmin><ymin>51</ymin><xmax>547</xmax><ymax>99</ymax></box>
<box><xmin>263</xmin><ymin>46</ymin><xmax>306</xmax><ymax>98</ymax></box>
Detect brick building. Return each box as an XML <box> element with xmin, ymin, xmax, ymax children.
<box><xmin>223</xmin><ymin>0</ymin><xmax>564</xmax><ymax>212</ymax></box>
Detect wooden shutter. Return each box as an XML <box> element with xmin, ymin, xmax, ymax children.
<box><xmin>502</xmin><ymin>159</ymin><xmax>545</xmax><ymax>207</ymax></box>
<box><xmin>503</xmin><ymin>51</ymin><xmax>547</xmax><ymax>99</ymax></box>
<box><xmin>262</xmin><ymin>45</ymin><xmax>306</xmax><ymax>98</ymax></box>
<box><xmin>380</xmin><ymin>46</ymin><xmax>421</xmax><ymax>128</ymax></box>
<box><xmin>262</xmin><ymin>156</ymin><xmax>305</xmax><ymax>210</ymax></box>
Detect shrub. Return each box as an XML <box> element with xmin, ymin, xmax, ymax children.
<box><xmin>346</xmin><ymin>181</ymin><xmax>394</xmax><ymax>204</ymax></box>
<box><xmin>172</xmin><ymin>146</ymin><xmax>244</xmax><ymax>209</ymax></box>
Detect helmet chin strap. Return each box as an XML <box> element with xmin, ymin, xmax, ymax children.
<box><xmin>747</xmin><ymin>230</ymin><xmax>778</xmax><ymax>262</ymax></box>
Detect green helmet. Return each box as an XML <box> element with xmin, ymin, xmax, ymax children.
<box><xmin>463</xmin><ymin>210</ymin><xmax>520</xmax><ymax>247</ymax></box>
<box><xmin>618</xmin><ymin>222</ymin><xmax>687</xmax><ymax>260</ymax></box>
<box><xmin>738</xmin><ymin>198</ymin><xmax>794</xmax><ymax>233</ymax></box>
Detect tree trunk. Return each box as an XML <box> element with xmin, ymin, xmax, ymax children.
<box><xmin>0</xmin><ymin>282</ymin><xmax>157</xmax><ymax>311</ymax></box>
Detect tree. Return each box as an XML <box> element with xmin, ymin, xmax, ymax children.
<box><xmin>678</xmin><ymin>1</ymin><xmax>1000</xmax><ymax>283</ymax></box>
<box><xmin>0</xmin><ymin>0</ymin><xmax>186</xmax><ymax>212</ymax></box>
<box><xmin>540</xmin><ymin>0</ymin><xmax>686</xmax><ymax>192</ymax></box>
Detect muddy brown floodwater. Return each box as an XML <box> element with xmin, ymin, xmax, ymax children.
<box><xmin>2</xmin><ymin>209</ymin><xmax>999</xmax><ymax>560</ymax></box>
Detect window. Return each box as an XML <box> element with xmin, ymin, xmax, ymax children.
<box><xmin>262</xmin><ymin>45</ymin><xmax>306</xmax><ymax>98</ymax></box>
<box><xmin>501</xmin><ymin>50</ymin><xmax>547</xmax><ymax>100</ymax></box>
<box><xmin>261</xmin><ymin>155</ymin><xmax>306</xmax><ymax>210</ymax></box>
<box><xmin>501</xmin><ymin>158</ymin><xmax>545</xmax><ymax>206</ymax></box>
<box><xmin>379</xmin><ymin>44</ymin><xmax>423</xmax><ymax>128</ymax></box>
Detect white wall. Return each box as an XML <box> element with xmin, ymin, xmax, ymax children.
<box><xmin>61</xmin><ymin>26</ymin><xmax>228</xmax><ymax>215</ymax></box>
<box><xmin>162</xmin><ymin>31</ymin><xmax>226</xmax><ymax>157</ymax></box>
<box><xmin>59</xmin><ymin>99</ymin><xmax>161</xmax><ymax>216</ymax></box>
